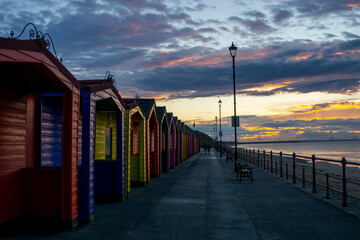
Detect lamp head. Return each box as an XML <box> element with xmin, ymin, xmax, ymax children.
<box><xmin>229</xmin><ymin>42</ymin><xmax>237</xmax><ymax>58</ymax></box>
<box><xmin>218</xmin><ymin>99</ymin><xmax>222</xmax><ymax>106</ymax></box>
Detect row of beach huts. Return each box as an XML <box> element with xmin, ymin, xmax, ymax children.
<box><xmin>0</xmin><ymin>32</ymin><xmax>200</xmax><ymax>228</ymax></box>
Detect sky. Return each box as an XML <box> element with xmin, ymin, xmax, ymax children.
<box><xmin>1</xmin><ymin>0</ymin><xmax>360</xmax><ymax>142</ymax></box>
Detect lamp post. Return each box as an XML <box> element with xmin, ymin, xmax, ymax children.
<box><xmin>218</xmin><ymin>99</ymin><xmax>222</xmax><ymax>157</ymax></box>
<box><xmin>229</xmin><ymin>42</ymin><xmax>238</xmax><ymax>172</ymax></box>
<box><xmin>215</xmin><ymin>116</ymin><xmax>218</xmax><ymax>145</ymax></box>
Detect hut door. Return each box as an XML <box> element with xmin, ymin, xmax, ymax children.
<box><xmin>39</xmin><ymin>94</ymin><xmax>63</xmax><ymax>167</ymax></box>
<box><xmin>105</xmin><ymin>127</ymin><xmax>112</xmax><ymax>160</ymax></box>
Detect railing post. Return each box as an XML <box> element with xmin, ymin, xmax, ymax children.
<box><xmin>270</xmin><ymin>151</ymin><xmax>273</xmax><ymax>173</ymax></box>
<box><xmin>302</xmin><ymin>168</ymin><xmax>305</xmax><ymax>188</ymax></box>
<box><xmin>267</xmin><ymin>160</ymin><xmax>269</xmax><ymax>172</ymax></box>
<box><xmin>341</xmin><ymin>157</ymin><xmax>348</xmax><ymax>207</ymax></box>
<box><xmin>257</xmin><ymin>149</ymin><xmax>260</xmax><ymax>167</ymax></box>
<box><xmin>286</xmin><ymin>163</ymin><xmax>288</xmax><ymax>180</ymax></box>
<box><xmin>275</xmin><ymin>161</ymin><xmax>277</xmax><ymax>175</ymax></box>
<box><xmin>263</xmin><ymin>150</ymin><xmax>266</xmax><ymax>170</ymax></box>
<box><xmin>326</xmin><ymin>173</ymin><xmax>330</xmax><ymax>199</ymax></box>
<box><xmin>292</xmin><ymin>152</ymin><xmax>296</xmax><ymax>184</ymax></box>
<box><xmin>312</xmin><ymin>154</ymin><xmax>317</xmax><ymax>193</ymax></box>
<box><xmin>253</xmin><ymin>149</ymin><xmax>255</xmax><ymax>164</ymax></box>
<box><xmin>280</xmin><ymin>151</ymin><xmax>283</xmax><ymax>178</ymax></box>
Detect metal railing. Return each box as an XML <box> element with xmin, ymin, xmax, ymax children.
<box><xmin>228</xmin><ymin>147</ymin><xmax>360</xmax><ymax>208</ymax></box>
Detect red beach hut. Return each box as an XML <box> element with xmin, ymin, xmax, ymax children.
<box><xmin>166</xmin><ymin>113</ymin><xmax>176</xmax><ymax>169</ymax></box>
<box><xmin>156</xmin><ymin>107</ymin><xmax>169</xmax><ymax>173</ymax></box>
<box><xmin>138</xmin><ymin>99</ymin><xmax>159</xmax><ymax>180</ymax></box>
<box><xmin>0</xmin><ymin>28</ymin><xmax>79</xmax><ymax>227</ymax></box>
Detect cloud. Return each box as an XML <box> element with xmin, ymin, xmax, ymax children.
<box><xmin>283</xmin><ymin>0</ymin><xmax>360</xmax><ymax>17</ymax></box>
<box><xmin>228</xmin><ymin>16</ymin><xmax>276</xmax><ymax>34</ymax></box>
<box><xmin>342</xmin><ymin>31</ymin><xmax>360</xmax><ymax>39</ymax></box>
<box><xmin>272</xmin><ymin>9</ymin><xmax>293</xmax><ymax>24</ymax></box>
<box><xmin>244</xmin><ymin>10</ymin><xmax>266</xmax><ymax>19</ymax></box>
<box><xmin>185</xmin><ymin>3</ymin><xmax>208</xmax><ymax>12</ymax></box>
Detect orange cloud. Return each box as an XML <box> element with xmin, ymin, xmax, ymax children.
<box><xmin>289</xmin><ymin>54</ymin><xmax>312</xmax><ymax>61</ymax></box>
<box><xmin>347</xmin><ymin>3</ymin><xmax>360</xmax><ymax>8</ymax></box>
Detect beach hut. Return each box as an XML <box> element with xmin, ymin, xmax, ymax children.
<box><xmin>181</xmin><ymin>123</ymin><xmax>186</xmax><ymax>161</ymax></box>
<box><xmin>0</xmin><ymin>32</ymin><xmax>79</xmax><ymax>227</ymax></box>
<box><xmin>173</xmin><ymin>117</ymin><xmax>179</xmax><ymax>166</ymax></box>
<box><xmin>156</xmin><ymin>107</ymin><xmax>169</xmax><ymax>173</ymax></box>
<box><xmin>123</xmin><ymin>100</ymin><xmax>146</xmax><ymax>197</ymax></box>
<box><xmin>138</xmin><ymin>99</ymin><xmax>159</xmax><ymax>180</ymax></box>
<box><xmin>78</xmin><ymin>78</ymin><xmax>125</xmax><ymax>221</ymax></box>
<box><xmin>166</xmin><ymin>113</ymin><xmax>176</xmax><ymax>169</ymax></box>
<box><xmin>177</xmin><ymin>120</ymin><xmax>183</xmax><ymax>164</ymax></box>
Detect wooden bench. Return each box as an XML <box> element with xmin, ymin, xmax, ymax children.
<box><xmin>226</xmin><ymin>152</ymin><xmax>233</xmax><ymax>161</ymax></box>
<box><xmin>236</xmin><ymin>161</ymin><xmax>253</xmax><ymax>183</ymax></box>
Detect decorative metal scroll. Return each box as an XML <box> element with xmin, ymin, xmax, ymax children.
<box><xmin>104</xmin><ymin>71</ymin><xmax>116</xmax><ymax>87</ymax></box>
<box><xmin>105</xmin><ymin>71</ymin><xmax>115</xmax><ymax>81</ymax></box>
<box><xmin>10</xmin><ymin>23</ymin><xmax>61</xmax><ymax>62</ymax></box>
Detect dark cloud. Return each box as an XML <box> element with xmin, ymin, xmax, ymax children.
<box><xmin>229</xmin><ymin>16</ymin><xmax>275</xmax><ymax>34</ymax></box>
<box><xmin>244</xmin><ymin>10</ymin><xmax>266</xmax><ymax>19</ymax></box>
<box><xmin>128</xmin><ymin>39</ymin><xmax>360</xmax><ymax>99</ymax></box>
<box><xmin>324</xmin><ymin>33</ymin><xmax>337</xmax><ymax>38</ymax></box>
<box><xmin>272</xmin><ymin>9</ymin><xmax>293</xmax><ymax>24</ymax></box>
<box><xmin>342</xmin><ymin>31</ymin><xmax>360</xmax><ymax>39</ymax></box>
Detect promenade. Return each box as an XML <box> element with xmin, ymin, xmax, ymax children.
<box><xmin>2</xmin><ymin>149</ymin><xmax>360</xmax><ymax>240</ymax></box>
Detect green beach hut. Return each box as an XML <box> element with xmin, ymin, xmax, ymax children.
<box><xmin>124</xmin><ymin>99</ymin><xmax>146</xmax><ymax>197</ymax></box>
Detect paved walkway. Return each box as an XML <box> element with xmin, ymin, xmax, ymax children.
<box><xmin>2</xmin><ymin>150</ymin><xmax>360</xmax><ymax>239</ymax></box>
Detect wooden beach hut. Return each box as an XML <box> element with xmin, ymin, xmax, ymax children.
<box><xmin>166</xmin><ymin>113</ymin><xmax>176</xmax><ymax>169</ymax></box>
<box><xmin>177</xmin><ymin>119</ymin><xmax>183</xmax><ymax>164</ymax></box>
<box><xmin>123</xmin><ymin>100</ymin><xmax>146</xmax><ymax>198</ymax></box>
<box><xmin>156</xmin><ymin>107</ymin><xmax>169</xmax><ymax>173</ymax></box>
<box><xmin>181</xmin><ymin>123</ymin><xmax>186</xmax><ymax>161</ymax></box>
<box><xmin>173</xmin><ymin>117</ymin><xmax>180</xmax><ymax>166</ymax></box>
<box><xmin>0</xmin><ymin>35</ymin><xmax>79</xmax><ymax>227</ymax></box>
<box><xmin>138</xmin><ymin>99</ymin><xmax>159</xmax><ymax>180</ymax></box>
<box><xmin>78</xmin><ymin>78</ymin><xmax>125</xmax><ymax>221</ymax></box>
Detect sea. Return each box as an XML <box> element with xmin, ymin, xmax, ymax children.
<box><xmin>236</xmin><ymin>140</ymin><xmax>360</xmax><ymax>163</ymax></box>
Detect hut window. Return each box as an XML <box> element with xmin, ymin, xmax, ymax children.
<box><xmin>39</xmin><ymin>94</ymin><xmax>63</xmax><ymax>167</ymax></box>
<box><xmin>150</xmin><ymin>128</ymin><xmax>155</xmax><ymax>153</ymax></box>
<box><xmin>105</xmin><ymin>127</ymin><xmax>112</xmax><ymax>160</ymax></box>
<box><xmin>131</xmin><ymin>121</ymin><xmax>139</xmax><ymax>155</ymax></box>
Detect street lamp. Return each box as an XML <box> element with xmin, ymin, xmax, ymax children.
<box><xmin>215</xmin><ymin>116</ymin><xmax>218</xmax><ymax>143</ymax></box>
<box><xmin>229</xmin><ymin>42</ymin><xmax>238</xmax><ymax>172</ymax></box>
<box><xmin>218</xmin><ymin>99</ymin><xmax>222</xmax><ymax>157</ymax></box>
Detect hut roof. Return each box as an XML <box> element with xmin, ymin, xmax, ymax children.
<box><xmin>79</xmin><ymin>79</ymin><xmax>125</xmax><ymax>107</ymax></box>
<box><xmin>156</xmin><ymin>106</ymin><xmax>168</xmax><ymax>126</ymax></box>
<box><xmin>166</xmin><ymin>112</ymin><xmax>173</xmax><ymax>127</ymax></box>
<box><xmin>0</xmin><ymin>37</ymin><xmax>80</xmax><ymax>91</ymax></box>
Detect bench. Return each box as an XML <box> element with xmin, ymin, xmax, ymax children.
<box><xmin>226</xmin><ymin>152</ymin><xmax>233</xmax><ymax>161</ymax></box>
<box><xmin>235</xmin><ymin>161</ymin><xmax>253</xmax><ymax>183</ymax></box>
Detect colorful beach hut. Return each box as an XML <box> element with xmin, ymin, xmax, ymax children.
<box><xmin>156</xmin><ymin>107</ymin><xmax>169</xmax><ymax>173</ymax></box>
<box><xmin>173</xmin><ymin>117</ymin><xmax>179</xmax><ymax>166</ymax></box>
<box><xmin>123</xmin><ymin>100</ymin><xmax>146</xmax><ymax>197</ymax></box>
<box><xmin>78</xmin><ymin>78</ymin><xmax>125</xmax><ymax>221</ymax></box>
<box><xmin>181</xmin><ymin>123</ymin><xmax>186</xmax><ymax>161</ymax></box>
<box><xmin>0</xmin><ymin>34</ymin><xmax>79</xmax><ymax>227</ymax></box>
<box><xmin>166</xmin><ymin>113</ymin><xmax>176</xmax><ymax>169</ymax></box>
<box><xmin>138</xmin><ymin>99</ymin><xmax>159</xmax><ymax>180</ymax></box>
<box><xmin>177</xmin><ymin>119</ymin><xmax>183</xmax><ymax>164</ymax></box>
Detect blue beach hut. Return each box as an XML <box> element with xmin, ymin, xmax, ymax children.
<box><xmin>78</xmin><ymin>78</ymin><xmax>125</xmax><ymax>221</ymax></box>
